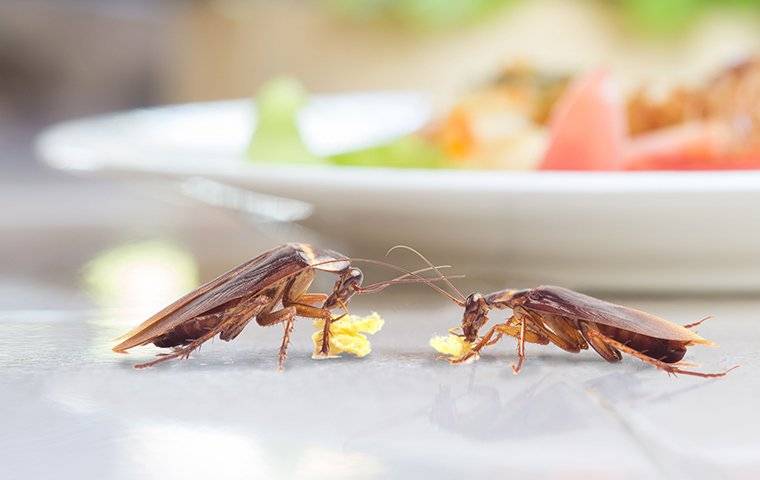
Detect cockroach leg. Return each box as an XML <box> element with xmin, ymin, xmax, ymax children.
<box><xmin>585</xmin><ymin>329</ymin><xmax>736</xmax><ymax>378</ymax></box>
<box><xmin>281</xmin><ymin>276</ymin><xmax>338</xmax><ymax>356</ymax></box>
<box><xmin>281</xmin><ymin>303</ymin><xmax>334</xmax><ymax>355</ymax></box>
<box><xmin>320</xmin><ymin>315</ymin><xmax>333</xmax><ymax>354</ymax></box>
<box><xmin>219</xmin><ymin>315</ymin><xmax>252</xmax><ymax>342</ymax></box>
<box><xmin>485</xmin><ymin>331</ymin><xmax>504</xmax><ymax>346</ymax></box>
<box><xmin>518</xmin><ymin>308</ymin><xmax>581</xmax><ymax>353</ymax></box>
<box><xmin>449</xmin><ymin>354</ymin><xmax>473</xmax><ymax>365</ymax></box>
<box><xmin>579</xmin><ymin>321</ymin><xmax>623</xmax><ymax>363</ymax></box>
<box><xmin>278</xmin><ymin>316</ymin><xmax>296</xmax><ymax>371</ymax></box>
<box><xmin>539</xmin><ymin>314</ymin><xmax>588</xmax><ymax>352</ymax></box>
<box><xmin>683</xmin><ymin>315</ymin><xmax>712</xmax><ymax>329</ymax></box>
<box><xmin>220</xmin><ymin>295</ymin><xmax>273</xmax><ymax>340</ymax></box>
<box><xmin>292</xmin><ymin>293</ymin><xmax>329</xmax><ymax>307</ymax></box>
<box><xmin>512</xmin><ymin>318</ymin><xmax>526</xmax><ymax>375</ymax></box>
<box><xmin>450</xmin><ymin>325</ymin><xmax>500</xmax><ymax>364</ymax></box>
<box><xmin>136</xmin><ymin>295</ymin><xmax>271</xmax><ymax>368</ymax></box>
<box><xmin>495</xmin><ymin>317</ymin><xmax>550</xmax><ymax>346</ymax></box>
<box><xmin>135</xmin><ymin>317</ymin><xmax>237</xmax><ymax>369</ymax></box>
<box><xmin>256</xmin><ymin>306</ymin><xmax>296</xmax><ymax>326</ymax></box>
<box><xmin>255</xmin><ymin>307</ymin><xmax>300</xmax><ymax>369</ymax></box>
<box><xmin>336</xmin><ymin>298</ymin><xmax>350</xmax><ymax>316</ymax></box>
<box><xmin>219</xmin><ymin>295</ymin><xmax>274</xmax><ymax>340</ymax></box>
<box><xmin>474</xmin><ymin>325</ymin><xmax>499</xmax><ymax>352</ymax></box>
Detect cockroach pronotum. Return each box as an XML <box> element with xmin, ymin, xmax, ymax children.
<box><xmin>113</xmin><ymin>243</ymin><xmax>453</xmax><ymax>370</ymax></box>
<box><xmin>391</xmin><ymin>246</ymin><xmax>738</xmax><ymax>378</ymax></box>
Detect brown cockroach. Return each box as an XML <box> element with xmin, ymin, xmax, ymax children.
<box><xmin>391</xmin><ymin>246</ymin><xmax>737</xmax><ymax>378</ymax></box>
<box><xmin>113</xmin><ymin>243</ymin><xmax>453</xmax><ymax>370</ymax></box>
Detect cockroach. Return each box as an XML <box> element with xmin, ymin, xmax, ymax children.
<box><xmin>392</xmin><ymin>246</ymin><xmax>737</xmax><ymax>378</ymax></box>
<box><xmin>113</xmin><ymin>243</ymin><xmax>453</xmax><ymax>370</ymax></box>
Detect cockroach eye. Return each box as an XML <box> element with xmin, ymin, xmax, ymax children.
<box><xmin>466</xmin><ymin>293</ymin><xmax>483</xmax><ymax>304</ymax></box>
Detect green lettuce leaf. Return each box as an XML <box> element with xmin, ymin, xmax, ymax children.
<box><xmin>247</xmin><ymin>77</ymin><xmax>321</xmax><ymax>164</ymax></box>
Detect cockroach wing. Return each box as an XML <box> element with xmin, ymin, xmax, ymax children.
<box><xmin>113</xmin><ymin>243</ymin><xmax>344</xmax><ymax>352</ymax></box>
<box><xmin>521</xmin><ymin>286</ymin><xmax>711</xmax><ymax>344</ymax></box>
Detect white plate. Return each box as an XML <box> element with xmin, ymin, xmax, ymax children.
<box><xmin>37</xmin><ymin>94</ymin><xmax>760</xmax><ymax>292</ymax></box>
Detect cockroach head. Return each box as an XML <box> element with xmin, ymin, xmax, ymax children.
<box><xmin>461</xmin><ymin>292</ymin><xmax>490</xmax><ymax>342</ymax></box>
<box><xmin>323</xmin><ymin>267</ymin><xmax>364</xmax><ymax>309</ymax></box>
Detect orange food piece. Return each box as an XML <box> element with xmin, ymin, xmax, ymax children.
<box><xmin>441</xmin><ymin>107</ymin><xmax>475</xmax><ymax>159</ymax></box>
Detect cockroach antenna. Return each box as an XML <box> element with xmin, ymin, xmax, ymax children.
<box><xmin>386</xmin><ymin>245</ymin><xmax>466</xmax><ymax>303</ymax></box>
<box><xmin>350</xmin><ymin>258</ymin><xmax>466</xmax><ymax>306</ymax></box>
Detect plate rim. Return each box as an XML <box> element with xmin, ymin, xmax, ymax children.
<box><xmin>36</xmin><ymin>94</ymin><xmax>760</xmax><ymax>194</ymax></box>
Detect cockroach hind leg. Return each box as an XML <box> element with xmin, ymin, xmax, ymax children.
<box><xmin>587</xmin><ymin>329</ymin><xmax>736</xmax><ymax>378</ymax></box>
<box><xmin>134</xmin><ymin>316</ymin><xmax>237</xmax><ymax>368</ymax></box>
<box><xmin>134</xmin><ymin>348</ymin><xmax>194</xmax><ymax>369</ymax></box>
<box><xmin>673</xmin><ymin>360</ymin><xmax>698</xmax><ymax>368</ymax></box>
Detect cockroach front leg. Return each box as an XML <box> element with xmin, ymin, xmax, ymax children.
<box><xmin>585</xmin><ymin>329</ymin><xmax>737</xmax><ymax>378</ymax></box>
<box><xmin>279</xmin><ymin>287</ymin><xmax>337</xmax><ymax>355</ymax></box>
<box><xmin>279</xmin><ymin>302</ymin><xmax>334</xmax><ymax>356</ymax></box>
<box><xmin>450</xmin><ymin>325</ymin><xmax>500</xmax><ymax>364</ymax></box>
<box><xmin>258</xmin><ymin>292</ymin><xmax>336</xmax><ymax>365</ymax></box>
<box><xmin>451</xmin><ymin>315</ymin><xmax>549</xmax><ymax>366</ymax></box>
<box><xmin>467</xmin><ymin>317</ymin><xmax>527</xmax><ymax>372</ymax></box>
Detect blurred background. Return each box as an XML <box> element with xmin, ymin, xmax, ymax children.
<box><xmin>4</xmin><ymin>3</ymin><xmax>760</xmax><ymax>479</ymax></box>
<box><xmin>3</xmin><ymin>0</ymin><xmax>760</xmax><ymax>308</ymax></box>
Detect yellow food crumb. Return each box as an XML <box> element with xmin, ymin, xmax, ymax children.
<box><xmin>312</xmin><ymin>312</ymin><xmax>384</xmax><ymax>359</ymax></box>
<box><xmin>429</xmin><ymin>334</ymin><xmax>473</xmax><ymax>359</ymax></box>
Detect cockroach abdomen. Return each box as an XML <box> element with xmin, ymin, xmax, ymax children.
<box><xmin>595</xmin><ymin>324</ymin><xmax>688</xmax><ymax>364</ymax></box>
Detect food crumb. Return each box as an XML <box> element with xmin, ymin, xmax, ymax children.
<box><xmin>429</xmin><ymin>334</ymin><xmax>473</xmax><ymax>359</ymax></box>
<box><xmin>312</xmin><ymin>312</ymin><xmax>384</xmax><ymax>359</ymax></box>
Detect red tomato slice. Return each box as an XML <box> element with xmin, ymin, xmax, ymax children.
<box><xmin>539</xmin><ymin>69</ymin><xmax>626</xmax><ymax>170</ymax></box>
<box><xmin>624</xmin><ymin>121</ymin><xmax>760</xmax><ymax>170</ymax></box>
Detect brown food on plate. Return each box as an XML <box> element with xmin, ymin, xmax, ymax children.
<box><xmin>628</xmin><ymin>57</ymin><xmax>760</xmax><ymax>143</ymax></box>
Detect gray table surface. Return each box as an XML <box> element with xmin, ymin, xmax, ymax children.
<box><xmin>1</xmin><ymin>291</ymin><xmax>758</xmax><ymax>480</ymax></box>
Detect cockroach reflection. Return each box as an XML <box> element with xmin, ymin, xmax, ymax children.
<box><xmin>392</xmin><ymin>246</ymin><xmax>737</xmax><ymax>378</ymax></box>
<box><xmin>113</xmin><ymin>243</ymin><xmax>452</xmax><ymax>370</ymax></box>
